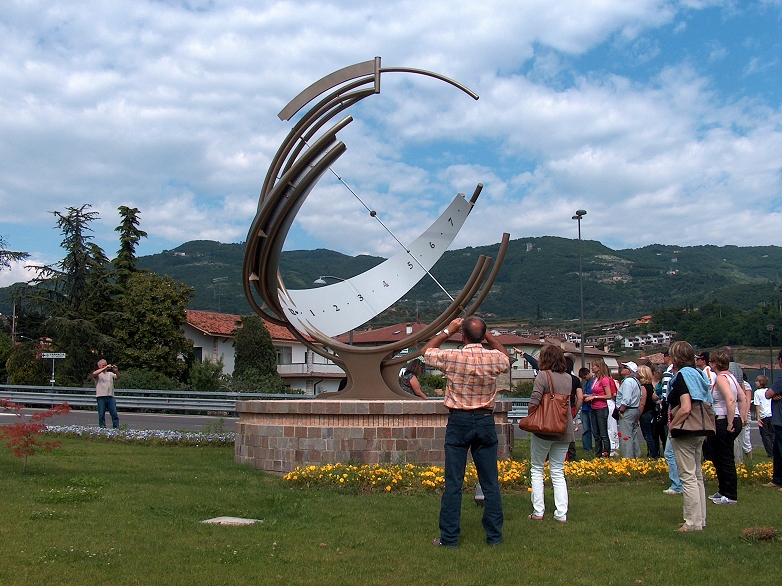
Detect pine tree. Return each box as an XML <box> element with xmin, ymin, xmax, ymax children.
<box><xmin>233</xmin><ymin>315</ymin><xmax>284</xmax><ymax>392</ymax></box>
<box><xmin>113</xmin><ymin>206</ymin><xmax>147</xmax><ymax>286</ymax></box>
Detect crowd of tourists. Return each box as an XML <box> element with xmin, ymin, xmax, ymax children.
<box><xmin>421</xmin><ymin>317</ymin><xmax>782</xmax><ymax>546</ymax></box>
<box><xmin>558</xmin><ymin>342</ymin><xmax>782</xmax><ymax>531</ymax></box>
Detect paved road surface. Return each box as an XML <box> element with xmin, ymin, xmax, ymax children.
<box><xmin>0</xmin><ymin>408</ymin><xmax>237</xmax><ymax>432</ymax></box>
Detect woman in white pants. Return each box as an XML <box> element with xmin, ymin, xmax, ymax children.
<box><xmin>528</xmin><ymin>345</ymin><xmax>583</xmax><ymax>523</ymax></box>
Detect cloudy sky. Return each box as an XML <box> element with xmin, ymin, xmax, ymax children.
<box><xmin>1</xmin><ymin>0</ymin><xmax>782</xmax><ymax>286</ymax></box>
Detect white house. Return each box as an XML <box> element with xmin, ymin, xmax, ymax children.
<box><xmin>183</xmin><ymin>310</ymin><xmax>345</xmax><ymax>394</ymax></box>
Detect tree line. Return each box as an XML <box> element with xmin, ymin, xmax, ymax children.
<box><xmin>650</xmin><ymin>300</ymin><xmax>782</xmax><ymax>348</ymax></box>
<box><xmin>0</xmin><ymin>206</ymin><xmax>284</xmax><ymax>392</ymax></box>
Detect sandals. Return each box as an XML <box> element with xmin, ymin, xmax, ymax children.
<box><xmin>528</xmin><ymin>514</ymin><xmax>543</xmax><ymax>521</ymax></box>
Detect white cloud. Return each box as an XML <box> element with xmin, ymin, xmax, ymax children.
<box><xmin>1</xmin><ymin>0</ymin><xmax>781</xmax><ymax>266</ymax></box>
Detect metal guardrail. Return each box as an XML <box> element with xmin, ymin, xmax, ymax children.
<box><xmin>501</xmin><ymin>398</ymin><xmax>529</xmax><ymax>420</ymax></box>
<box><xmin>1</xmin><ymin>385</ymin><xmax>531</xmax><ymax>417</ymax></box>
<box><xmin>0</xmin><ymin>385</ymin><xmax>311</xmax><ymax>414</ymax></box>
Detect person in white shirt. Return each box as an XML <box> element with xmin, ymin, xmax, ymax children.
<box><xmin>695</xmin><ymin>352</ymin><xmax>716</xmax><ymax>389</ymax></box>
<box><xmin>754</xmin><ymin>375</ymin><xmax>774</xmax><ymax>458</ymax></box>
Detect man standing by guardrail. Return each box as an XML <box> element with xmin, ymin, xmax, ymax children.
<box><xmin>93</xmin><ymin>359</ymin><xmax>120</xmax><ymax>428</ymax></box>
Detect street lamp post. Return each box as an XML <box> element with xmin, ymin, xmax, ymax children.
<box><xmin>572</xmin><ymin>210</ymin><xmax>587</xmax><ymax>369</ymax></box>
<box><xmin>767</xmin><ymin>324</ymin><xmax>775</xmax><ymax>383</ymax></box>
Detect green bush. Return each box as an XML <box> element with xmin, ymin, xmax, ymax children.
<box><xmin>231</xmin><ymin>368</ymin><xmax>292</xmax><ymax>393</ymax></box>
<box><xmin>188</xmin><ymin>356</ymin><xmax>228</xmax><ymax>391</ymax></box>
<box><xmin>5</xmin><ymin>342</ymin><xmax>48</xmax><ymax>385</ymax></box>
<box><xmin>418</xmin><ymin>374</ymin><xmax>446</xmax><ymax>391</ymax></box>
<box><xmin>500</xmin><ymin>379</ymin><xmax>534</xmax><ymax>398</ymax></box>
<box><xmin>115</xmin><ymin>368</ymin><xmax>183</xmax><ymax>390</ymax></box>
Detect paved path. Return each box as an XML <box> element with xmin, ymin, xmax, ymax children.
<box><xmin>0</xmin><ymin>408</ymin><xmax>237</xmax><ymax>432</ymax></box>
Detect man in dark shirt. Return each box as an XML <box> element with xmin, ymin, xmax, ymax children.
<box><xmin>763</xmin><ymin>349</ymin><xmax>782</xmax><ymax>489</ymax></box>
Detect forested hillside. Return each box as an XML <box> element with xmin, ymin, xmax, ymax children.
<box><xmin>4</xmin><ymin>237</ymin><xmax>782</xmax><ymax>322</ymax></box>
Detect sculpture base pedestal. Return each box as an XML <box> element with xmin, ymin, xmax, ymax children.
<box><xmin>235</xmin><ymin>400</ymin><xmax>512</xmax><ymax>473</ymax></box>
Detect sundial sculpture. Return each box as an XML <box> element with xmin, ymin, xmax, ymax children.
<box><xmin>242</xmin><ymin>57</ymin><xmax>509</xmax><ymax>399</ymax></box>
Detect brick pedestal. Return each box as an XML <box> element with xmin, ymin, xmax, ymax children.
<box><xmin>235</xmin><ymin>400</ymin><xmax>513</xmax><ymax>473</ymax></box>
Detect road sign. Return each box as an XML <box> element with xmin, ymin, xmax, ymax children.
<box><xmin>42</xmin><ymin>352</ymin><xmax>66</xmax><ymax>359</ymax></box>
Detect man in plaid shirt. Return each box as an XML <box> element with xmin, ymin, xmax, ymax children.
<box><xmin>424</xmin><ymin>316</ymin><xmax>510</xmax><ymax>547</ymax></box>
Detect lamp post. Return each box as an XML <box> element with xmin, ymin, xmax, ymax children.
<box><xmin>767</xmin><ymin>324</ymin><xmax>775</xmax><ymax>383</ymax></box>
<box><xmin>572</xmin><ymin>210</ymin><xmax>587</xmax><ymax>369</ymax></box>
<box><xmin>314</xmin><ymin>276</ymin><xmax>352</xmax><ymax>345</ymax></box>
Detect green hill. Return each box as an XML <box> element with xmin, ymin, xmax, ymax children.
<box><xmin>3</xmin><ymin>238</ymin><xmax>781</xmax><ymax>323</ymax></box>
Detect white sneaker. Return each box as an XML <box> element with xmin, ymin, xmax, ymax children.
<box><xmin>712</xmin><ymin>496</ymin><xmax>737</xmax><ymax>505</ymax></box>
<box><xmin>662</xmin><ymin>488</ymin><xmax>682</xmax><ymax>495</ymax></box>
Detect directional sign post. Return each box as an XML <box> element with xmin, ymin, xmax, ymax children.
<box><xmin>41</xmin><ymin>352</ymin><xmax>66</xmax><ymax>386</ymax></box>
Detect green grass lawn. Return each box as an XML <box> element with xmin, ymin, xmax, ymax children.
<box><xmin>1</xmin><ymin>438</ymin><xmax>779</xmax><ymax>586</ymax></box>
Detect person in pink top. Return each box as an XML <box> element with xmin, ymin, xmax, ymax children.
<box><xmin>585</xmin><ymin>357</ymin><xmax>612</xmax><ymax>457</ymax></box>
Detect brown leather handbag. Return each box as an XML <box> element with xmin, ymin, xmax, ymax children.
<box><xmin>669</xmin><ymin>400</ymin><xmax>716</xmax><ymax>437</ymax></box>
<box><xmin>518</xmin><ymin>370</ymin><xmax>570</xmax><ymax>435</ymax></box>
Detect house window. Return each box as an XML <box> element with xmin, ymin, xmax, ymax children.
<box><xmin>193</xmin><ymin>347</ymin><xmax>203</xmax><ymax>363</ymax></box>
<box><xmin>275</xmin><ymin>346</ymin><xmax>292</xmax><ymax>365</ymax></box>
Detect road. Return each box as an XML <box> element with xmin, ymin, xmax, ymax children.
<box><xmin>0</xmin><ymin>408</ymin><xmax>238</xmax><ymax>432</ymax></box>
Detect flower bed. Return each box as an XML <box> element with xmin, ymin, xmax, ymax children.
<box><xmin>45</xmin><ymin>425</ymin><xmax>234</xmax><ymax>446</ymax></box>
<box><xmin>284</xmin><ymin>458</ymin><xmax>773</xmax><ymax>493</ymax></box>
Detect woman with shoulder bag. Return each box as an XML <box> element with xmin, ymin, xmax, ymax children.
<box><xmin>706</xmin><ymin>350</ymin><xmax>748</xmax><ymax>505</ymax></box>
<box><xmin>667</xmin><ymin>341</ymin><xmax>714</xmax><ymax>531</ymax></box>
<box><xmin>528</xmin><ymin>345</ymin><xmax>583</xmax><ymax>523</ymax></box>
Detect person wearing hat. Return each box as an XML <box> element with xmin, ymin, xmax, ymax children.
<box><xmin>616</xmin><ymin>361</ymin><xmax>643</xmax><ymax>458</ymax></box>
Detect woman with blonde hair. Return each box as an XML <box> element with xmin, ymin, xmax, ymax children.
<box><xmin>638</xmin><ymin>365</ymin><xmax>660</xmax><ymax>458</ymax></box>
<box><xmin>528</xmin><ymin>345</ymin><xmax>583</xmax><ymax>522</ymax></box>
<box><xmin>667</xmin><ymin>341</ymin><xmax>713</xmax><ymax>531</ymax></box>
<box><xmin>585</xmin><ymin>357</ymin><xmax>614</xmax><ymax>457</ymax></box>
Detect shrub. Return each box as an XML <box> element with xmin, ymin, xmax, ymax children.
<box><xmin>115</xmin><ymin>368</ymin><xmax>183</xmax><ymax>390</ymax></box>
<box><xmin>1</xmin><ymin>399</ymin><xmax>71</xmax><ymax>473</ymax></box>
<box><xmin>188</xmin><ymin>356</ymin><xmax>229</xmax><ymax>391</ymax></box>
<box><xmin>500</xmin><ymin>380</ymin><xmax>534</xmax><ymax>398</ymax></box>
<box><xmin>231</xmin><ymin>369</ymin><xmax>289</xmax><ymax>393</ymax></box>
<box><xmin>5</xmin><ymin>342</ymin><xmax>49</xmax><ymax>385</ymax></box>
<box><xmin>419</xmin><ymin>374</ymin><xmax>446</xmax><ymax>396</ymax></box>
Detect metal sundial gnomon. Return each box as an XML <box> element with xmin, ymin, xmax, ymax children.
<box><xmin>242</xmin><ymin>57</ymin><xmax>510</xmax><ymax>399</ymax></box>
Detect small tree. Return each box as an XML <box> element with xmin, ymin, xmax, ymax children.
<box><xmin>233</xmin><ymin>315</ymin><xmax>284</xmax><ymax>393</ymax></box>
<box><xmin>5</xmin><ymin>342</ymin><xmax>49</xmax><ymax>385</ymax></box>
<box><xmin>113</xmin><ymin>272</ymin><xmax>193</xmax><ymax>380</ymax></box>
<box><xmin>0</xmin><ymin>399</ymin><xmax>71</xmax><ymax>473</ymax></box>
<box><xmin>113</xmin><ymin>206</ymin><xmax>147</xmax><ymax>286</ymax></box>
<box><xmin>189</xmin><ymin>356</ymin><xmax>228</xmax><ymax>391</ymax></box>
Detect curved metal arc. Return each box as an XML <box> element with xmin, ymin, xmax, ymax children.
<box><xmin>255</xmin><ymin>144</ymin><xmax>348</xmax><ymax>317</ymax></box>
<box><xmin>463</xmin><ymin>233</ymin><xmax>510</xmax><ymax>317</ymax></box>
<box><xmin>378</xmin><ymin>67</ymin><xmax>479</xmax><ymax>100</ymax></box>
<box><xmin>267</xmin><ymin>86</ymin><xmax>374</xmax><ymax>198</ymax></box>
<box><xmin>244</xmin><ymin>140</ymin><xmax>348</xmax><ymax>322</ymax></box>
<box><xmin>278</xmin><ymin>58</ymin><xmax>379</xmax><ymax>121</ymax></box>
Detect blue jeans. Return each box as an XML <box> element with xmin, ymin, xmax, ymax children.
<box><xmin>97</xmin><ymin>396</ymin><xmax>119</xmax><ymax>428</ymax></box>
<box><xmin>590</xmin><ymin>407</ymin><xmax>610</xmax><ymax>456</ymax></box>
<box><xmin>440</xmin><ymin>410</ymin><xmax>503</xmax><ymax>546</ymax></box>
<box><xmin>580</xmin><ymin>409</ymin><xmax>593</xmax><ymax>452</ymax></box>
<box><xmin>664</xmin><ymin>434</ymin><xmax>682</xmax><ymax>492</ymax></box>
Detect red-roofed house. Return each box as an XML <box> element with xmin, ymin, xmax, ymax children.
<box><xmin>183</xmin><ymin>310</ymin><xmax>345</xmax><ymax>394</ymax></box>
